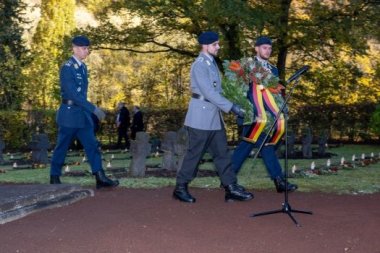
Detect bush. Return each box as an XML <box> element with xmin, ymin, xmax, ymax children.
<box><xmin>0</xmin><ymin>102</ymin><xmax>378</xmax><ymax>150</ymax></box>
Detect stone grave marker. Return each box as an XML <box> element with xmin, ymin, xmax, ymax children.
<box><xmin>30</xmin><ymin>131</ymin><xmax>50</xmax><ymax>164</ymax></box>
<box><xmin>0</xmin><ymin>137</ymin><xmax>5</xmax><ymax>164</ymax></box>
<box><xmin>161</xmin><ymin>131</ymin><xmax>177</xmax><ymax>171</ymax></box>
<box><xmin>286</xmin><ymin>131</ymin><xmax>296</xmax><ymax>157</ymax></box>
<box><xmin>129</xmin><ymin>132</ymin><xmax>151</xmax><ymax>177</ymax></box>
<box><xmin>318</xmin><ymin>130</ymin><xmax>329</xmax><ymax>157</ymax></box>
<box><xmin>302</xmin><ymin>127</ymin><xmax>313</xmax><ymax>158</ymax></box>
<box><xmin>174</xmin><ymin>127</ymin><xmax>188</xmax><ymax>172</ymax></box>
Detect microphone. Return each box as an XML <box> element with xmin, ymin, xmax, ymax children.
<box><xmin>286</xmin><ymin>65</ymin><xmax>310</xmax><ymax>84</ymax></box>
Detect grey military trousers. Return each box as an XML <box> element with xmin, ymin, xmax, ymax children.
<box><xmin>176</xmin><ymin>126</ymin><xmax>237</xmax><ymax>186</ymax></box>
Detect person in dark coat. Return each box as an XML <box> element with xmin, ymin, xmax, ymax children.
<box><xmin>116</xmin><ymin>102</ymin><xmax>130</xmax><ymax>149</ymax></box>
<box><xmin>130</xmin><ymin>106</ymin><xmax>144</xmax><ymax>140</ymax></box>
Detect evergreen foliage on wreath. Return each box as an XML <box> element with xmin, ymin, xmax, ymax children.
<box><xmin>222</xmin><ymin>57</ymin><xmax>285</xmax><ymax>126</ymax></box>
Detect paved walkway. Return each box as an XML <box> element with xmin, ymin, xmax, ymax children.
<box><xmin>1</xmin><ymin>187</ymin><xmax>380</xmax><ymax>253</ymax></box>
<box><xmin>0</xmin><ymin>184</ymin><xmax>93</xmax><ymax>224</ymax></box>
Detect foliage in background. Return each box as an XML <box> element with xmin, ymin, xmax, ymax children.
<box><xmin>0</xmin><ymin>103</ymin><xmax>378</xmax><ymax>151</ymax></box>
<box><xmin>86</xmin><ymin>50</ymin><xmax>191</xmax><ymax>109</ymax></box>
<box><xmin>84</xmin><ymin>0</ymin><xmax>380</xmax><ymax>107</ymax></box>
<box><xmin>0</xmin><ymin>0</ymin><xmax>28</xmax><ymax>110</ymax></box>
<box><xmin>0</xmin><ymin>110</ymin><xmax>56</xmax><ymax>150</ymax></box>
<box><xmin>289</xmin><ymin>103</ymin><xmax>377</xmax><ymax>142</ymax></box>
<box><xmin>0</xmin><ymin>0</ymin><xmax>379</xmax><ymax>147</ymax></box>
<box><xmin>23</xmin><ymin>0</ymin><xmax>76</xmax><ymax>109</ymax></box>
<box><xmin>369</xmin><ymin>105</ymin><xmax>380</xmax><ymax>139</ymax></box>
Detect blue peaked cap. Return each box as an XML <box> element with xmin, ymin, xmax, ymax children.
<box><xmin>255</xmin><ymin>36</ymin><xmax>272</xmax><ymax>46</ymax></box>
<box><xmin>72</xmin><ymin>35</ymin><xmax>90</xmax><ymax>46</ymax></box>
<box><xmin>198</xmin><ymin>31</ymin><xmax>219</xmax><ymax>45</ymax></box>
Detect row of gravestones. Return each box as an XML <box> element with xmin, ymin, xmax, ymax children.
<box><xmin>0</xmin><ymin>127</ymin><xmax>328</xmax><ymax>173</ymax></box>
<box><xmin>287</xmin><ymin>129</ymin><xmax>329</xmax><ymax>158</ymax></box>
<box><xmin>0</xmin><ymin>129</ymin><xmax>189</xmax><ymax>177</ymax></box>
<box><xmin>129</xmin><ymin>129</ymin><xmax>188</xmax><ymax>176</ymax></box>
<box><xmin>0</xmin><ymin>132</ymin><xmax>50</xmax><ymax>165</ymax></box>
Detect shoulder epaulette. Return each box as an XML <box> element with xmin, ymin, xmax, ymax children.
<box><xmin>195</xmin><ymin>56</ymin><xmax>213</xmax><ymax>67</ymax></box>
<box><xmin>195</xmin><ymin>56</ymin><xmax>205</xmax><ymax>63</ymax></box>
<box><xmin>64</xmin><ymin>59</ymin><xmax>74</xmax><ymax>67</ymax></box>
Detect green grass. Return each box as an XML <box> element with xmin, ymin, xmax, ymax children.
<box><xmin>1</xmin><ymin>145</ymin><xmax>380</xmax><ymax>194</ymax></box>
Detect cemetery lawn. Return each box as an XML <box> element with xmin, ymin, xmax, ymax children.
<box><xmin>0</xmin><ymin>144</ymin><xmax>380</xmax><ymax>194</ymax></box>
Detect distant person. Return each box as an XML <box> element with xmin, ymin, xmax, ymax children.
<box><xmin>130</xmin><ymin>106</ymin><xmax>144</xmax><ymax>140</ymax></box>
<box><xmin>49</xmin><ymin>35</ymin><xmax>119</xmax><ymax>189</ymax></box>
<box><xmin>116</xmin><ymin>102</ymin><xmax>131</xmax><ymax>149</ymax></box>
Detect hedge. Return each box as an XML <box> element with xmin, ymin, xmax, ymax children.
<box><xmin>0</xmin><ymin>103</ymin><xmax>378</xmax><ymax>150</ymax></box>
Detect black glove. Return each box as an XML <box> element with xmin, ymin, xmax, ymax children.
<box><xmin>230</xmin><ymin>104</ymin><xmax>245</xmax><ymax>118</ymax></box>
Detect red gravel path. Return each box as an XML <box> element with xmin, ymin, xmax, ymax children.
<box><xmin>1</xmin><ymin>187</ymin><xmax>380</xmax><ymax>253</ymax></box>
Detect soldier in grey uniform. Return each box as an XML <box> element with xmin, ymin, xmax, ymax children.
<box><xmin>173</xmin><ymin>31</ymin><xmax>253</xmax><ymax>203</ymax></box>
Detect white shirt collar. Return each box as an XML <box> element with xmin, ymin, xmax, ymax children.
<box><xmin>72</xmin><ymin>55</ymin><xmax>83</xmax><ymax>66</ymax></box>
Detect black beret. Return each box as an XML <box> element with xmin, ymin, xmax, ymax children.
<box><xmin>198</xmin><ymin>31</ymin><xmax>219</xmax><ymax>45</ymax></box>
<box><xmin>72</xmin><ymin>35</ymin><xmax>90</xmax><ymax>46</ymax></box>
<box><xmin>255</xmin><ymin>36</ymin><xmax>272</xmax><ymax>46</ymax></box>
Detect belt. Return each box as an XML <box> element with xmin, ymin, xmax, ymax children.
<box><xmin>62</xmin><ymin>99</ymin><xmax>75</xmax><ymax>105</ymax></box>
<box><xmin>191</xmin><ymin>93</ymin><xmax>210</xmax><ymax>103</ymax></box>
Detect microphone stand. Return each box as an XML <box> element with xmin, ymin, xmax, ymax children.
<box><xmin>250</xmin><ymin>77</ymin><xmax>313</xmax><ymax>227</ymax></box>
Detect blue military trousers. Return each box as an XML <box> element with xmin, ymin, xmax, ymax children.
<box><xmin>231</xmin><ymin>127</ymin><xmax>283</xmax><ymax>180</ymax></box>
<box><xmin>50</xmin><ymin>126</ymin><xmax>102</xmax><ymax>176</ymax></box>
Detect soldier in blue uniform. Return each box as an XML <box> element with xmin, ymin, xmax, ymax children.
<box><xmin>172</xmin><ymin>31</ymin><xmax>253</xmax><ymax>203</ymax></box>
<box><xmin>50</xmin><ymin>35</ymin><xmax>119</xmax><ymax>189</ymax></box>
<box><xmin>231</xmin><ymin>36</ymin><xmax>297</xmax><ymax>193</ymax></box>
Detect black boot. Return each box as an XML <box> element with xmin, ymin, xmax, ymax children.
<box><xmin>274</xmin><ymin>176</ymin><xmax>298</xmax><ymax>193</ymax></box>
<box><xmin>224</xmin><ymin>184</ymin><xmax>254</xmax><ymax>202</ymax></box>
<box><xmin>94</xmin><ymin>170</ymin><xmax>119</xmax><ymax>189</ymax></box>
<box><xmin>50</xmin><ymin>175</ymin><xmax>61</xmax><ymax>184</ymax></box>
<box><xmin>173</xmin><ymin>184</ymin><xmax>196</xmax><ymax>203</ymax></box>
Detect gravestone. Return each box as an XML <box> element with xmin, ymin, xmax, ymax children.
<box><xmin>302</xmin><ymin>127</ymin><xmax>313</xmax><ymax>158</ymax></box>
<box><xmin>150</xmin><ymin>137</ymin><xmax>161</xmax><ymax>153</ymax></box>
<box><xmin>286</xmin><ymin>131</ymin><xmax>296</xmax><ymax>157</ymax></box>
<box><xmin>0</xmin><ymin>137</ymin><xmax>5</xmax><ymax>164</ymax></box>
<box><xmin>161</xmin><ymin>131</ymin><xmax>177</xmax><ymax>171</ymax></box>
<box><xmin>318</xmin><ymin>130</ymin><xmax>329</xmax><ymax>157</ymax></box>
<box><xmin>174</xmin><ymin>127</ymin><xmax>188</xmax><ymax>172</ymax></box>
<box><xmin>129</xmin><ymin>132</ymin><xmax>151</xmax><ymax>177</ymax></box>
<box><xmin>30</xmin><ymin>130</ymin><xmax>50</xmax><ymax>164</ymax></box>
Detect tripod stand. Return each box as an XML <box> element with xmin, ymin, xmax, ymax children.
<box><xmin>250</xmin><ymin>68</ymin><xmax>313</xmax><ymax>226</ymax></box>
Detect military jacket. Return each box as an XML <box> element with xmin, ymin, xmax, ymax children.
<box><xmin>56</xmin><ymin>57</ymin><xmax>96</xmax><ymax>128</ymax></box>
<box><xmin>184</xmin><ymin>52</ymin><xmax>233</xmax><ymax>130</ymax></box>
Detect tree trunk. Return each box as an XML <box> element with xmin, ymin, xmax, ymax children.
<box><xmin>276</xmin><ymin>0</ymin><xmax>292</xmax><ymax>81</ymax></box>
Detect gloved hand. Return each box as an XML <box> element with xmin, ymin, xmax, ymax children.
<box><xmin>236</xmin><ymin>116</ymin><xmax>244</xmax><ymax>126</ymax></box>
<box><xmin>93</xmin><ymin>107</ymin><xmax>106</xmax><ymax>121</ymax></box>
<box><xmin>230</xmin><ymin>104</ymin><xmax>245</xmax><ymax>118</ymax></box>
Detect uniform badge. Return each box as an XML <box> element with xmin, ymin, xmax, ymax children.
<box><xmin>74</xmin><ymin>63</ymin><xmax>79</xmax><ymax>69</ymax></box>
<box><xmin>206</xmin><ymin>60</ymin><xmax>211</xmax><ymax>66</ymax></box>
<box><xmin>213</xmin><ymin>81</ymin><xmax>217</xmax><ymax>87</ymax></box>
